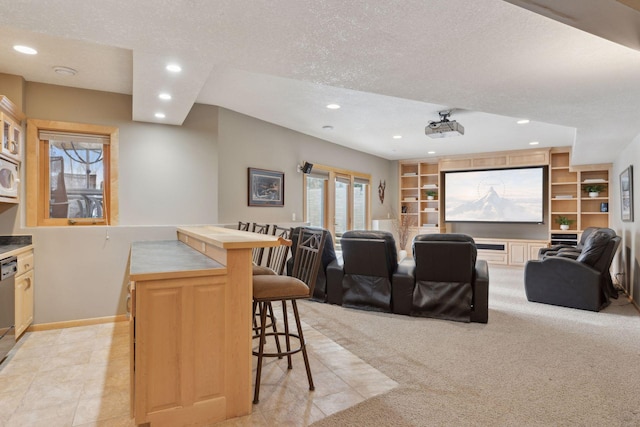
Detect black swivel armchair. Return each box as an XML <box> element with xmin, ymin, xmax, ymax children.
<box><xmin>525</xmin><ymin>228</ymin><xmax>621</xmax><ymax>311</ymax></box>
<box><xmin>328</xmin><ymin>230</ymin><xmax>399</xmax><ymax>312</ymax></box>
<box><xmin>392</xmin><ymin>234</ymin><xmax>489</xmax><ymax>323</ymax></box>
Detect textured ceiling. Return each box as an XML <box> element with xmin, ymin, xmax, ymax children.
<box><xmin>1</xmin><ymin>0</ymin><xmax>639</xmax><ymax>164</ymax></box>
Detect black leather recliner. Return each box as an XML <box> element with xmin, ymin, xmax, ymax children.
<box><xmin>392</xmin><ymin>234</ymin><xmax>489</xmax><ymax>323</ymax></box>
<box><xmin>287</xmin><ymin>227</ymin><xmax>338</xmax><ymax>302</ymax></box>
<box><xmin>538</xmin><ymin>226</ymin><xmax>597</xmax><ymax>259</ymax></box>
<box><xmin>525</xmin><ymin>228</ymin><xmax>621</xmax><ymax>311</ymax></box>
<box><xmin>327</xmin><ymin>230</ymin><xmax>399</xmax><ymax>312</ymax></box>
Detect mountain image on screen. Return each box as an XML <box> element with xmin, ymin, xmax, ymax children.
<box><xmin>447</xmin><ymin>186</ymin><xmax>538</xmax><ymax>222</ymax></box>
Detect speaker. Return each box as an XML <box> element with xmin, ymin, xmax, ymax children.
<box><xmin>300</xmin><ymin>161</ymin><xmax>313</xmax><ymax>174</ymax></box>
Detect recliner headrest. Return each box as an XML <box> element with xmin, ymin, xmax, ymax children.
<box><xmin>413</xmin><ymin>233</ymin><xmax>475</xmax><ymax>244</ymax></box>
<box><xmin>576</xmin><ymin>229</ymin><xmax>615</xmax><ymax>267</ymax></box>
<box><xmin>342</xmin><ymin>230</ymin><xmax>398</xmax><ymax>272</ymax></box>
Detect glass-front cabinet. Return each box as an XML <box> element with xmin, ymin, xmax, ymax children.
<box><xmin>0</xmin><ymin>96</ymin><xmax>24</xmax><ymax>162</ymax></box>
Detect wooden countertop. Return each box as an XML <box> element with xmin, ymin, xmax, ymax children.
<box><xmin>129</xmin><ymin>240</ymin><xmax>226</xmax><ymax>281</ymax></box>
<box><xmin>177</xmin><ymin>225</ymin><xmax>288</xmax><ymax>250</ymax></box>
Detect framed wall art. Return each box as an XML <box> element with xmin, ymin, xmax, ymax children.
<box><xmin>248</xmin><ymin>167</ymin><xmax>284</xmax><ymax>207</ymax></box>
<box><xmin>620</xmin><ymin>165</ymin><xmax>634</xmax><ymax>222</ymax></box>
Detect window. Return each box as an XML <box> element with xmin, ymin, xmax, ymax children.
<box><xmin>303</xmin><ymin>164</ymin><xmax>370</xmax><ymax>240</ymax></box>
<box><xmin>26</xmin><ymin>120</ymin><xmax>118</xmax><ymax>226</ymax></box>
<box><xmin>305</xmin><ymin>174</ymin><xmax>327</xmax><ymax>228</ymax></box>
<box><xmin>353</xmin><ymin>178</ymin><xmax>369</xmax><ymax>230</ymax></box>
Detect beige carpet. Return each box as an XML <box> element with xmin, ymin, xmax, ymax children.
<box><xmin>303</xmin><ymin>266</ymin><xmax>640</xmax><ymax>427</ymax></box>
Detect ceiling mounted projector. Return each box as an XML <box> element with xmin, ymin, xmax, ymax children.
<box><xmin>425</xmin><ymin>110</ymin><xmax>464</xmax><ymax>138</ymax></box>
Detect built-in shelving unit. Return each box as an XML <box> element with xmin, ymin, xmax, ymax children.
<box><xmin>398</xmin><ymin>148</ymin><xmax>611</xmax><ymax>263</ymax></box>
<box><xmin>399</xmin><ymin>160</ymin><xmax>441</xmax><ymax>236</ymax></box>
<box><xmin>549</xmin><ymin>148</ymin><xmax>610</xmax><ymax>245</ymax></box>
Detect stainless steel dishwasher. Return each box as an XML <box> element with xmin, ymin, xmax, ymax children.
<box><xmin>0</xmin><ymin>256</ymin><xmax>18</xmax><ymax>365</ymax></box>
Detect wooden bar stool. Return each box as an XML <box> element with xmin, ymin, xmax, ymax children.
<box><xmin>252</xmin><ymin>227</ymin><xmax>327</xmax><ymax>404</ymax></box>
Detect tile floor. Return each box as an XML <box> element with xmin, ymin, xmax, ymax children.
<box><xmin>0</xmin><ymin>313</ymin><xmax>397</xmax><ymax>427</ymax></box>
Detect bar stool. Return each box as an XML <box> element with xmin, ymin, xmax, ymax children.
<box><xmin>251</xmin><ymin>223</ymin><xmax>270</xmax><ymax>265</ymax></box>
<box><xmin>252</xmin><ymin>227</ymin><xmax>327</xmax><ymax>404</ymax></box>
<box><xmin>252</xmin><ymin>226</ymin><xmax>292</xmax><ymax>355</ymax></box>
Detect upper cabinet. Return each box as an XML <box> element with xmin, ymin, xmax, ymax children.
<box><xmin>0</xmin><ymin>96</ymin><xmax>25</xmax><ymax>163</ymax></box>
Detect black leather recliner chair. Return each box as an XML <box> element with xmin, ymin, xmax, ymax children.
<box><xmin>525</xmin><ymin>228</ymin><xmax>621</xmax><ymax>311</ymax></box>
<box><xmin>287</xmin><ymin>227</ymin><xmax>338</xmax><ymax>302</ymax></box>
<box><xmin>538</xmin><ymin>226</ymin><xmax>597</xmax><ymax>259</ymax></box>
<box><xmin>392</xmin><ymin>234</ymin><xmax>489</xmax><ymax>323</ymax></box>
<box><xmin>327</xmin><ymin>230</ymin><xmax>399</xmax><ymax>312</ymax></box>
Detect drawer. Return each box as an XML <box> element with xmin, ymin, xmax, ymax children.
<box><xmin>17</xmin><ymin>251</ymin><xmax>34</xmax><ymax>276</ymax></box>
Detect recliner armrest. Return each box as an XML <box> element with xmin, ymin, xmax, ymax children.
<box><xmin>471</xmin><ymin>259</ymin><xmax>489</xmax><ymax>323</ymax></box>
<box><xmin>392</xmin><ymin>258</ymin><xmax>415</xmax><ymax>315</ymax></box>
<box><xmin>326</xmin><ymin>259</ymin><xmax>344</xmax><ymax>305</ymax></box>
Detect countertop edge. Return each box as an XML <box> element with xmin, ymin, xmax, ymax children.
<box><xmin>177</xmin><ymin>225</ymin><xmax>282</xmax><ymax>249</ymax></box>
<box><xmin>0</xmin><ymin>244</ymin><xmax>33</xmax><ymax>258</ymax></box>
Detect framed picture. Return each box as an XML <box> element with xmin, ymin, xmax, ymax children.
<box><xmin>248</xmin><ymin>168</ymin><xmax>284</xmax><ymax>207</ymax></box>
<box><xmin>620</xmin><ymin>165</ymin><xmax>634</xmax><ymax>222</ymax></box>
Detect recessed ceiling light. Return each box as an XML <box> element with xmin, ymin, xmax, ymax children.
<box><xmin>428</xmin><ymin>151</ymin><xmax>436</xmax><ymax>154</ymax></box>
<box><xmin>326</xmin><ymin>104</ymin><xmax>340</xmax><ymax>109</ymax></box>
<box><xmin>322</xmin><ymin>125</ymin><xmax>334</xmax><ymax>130</ymax></box>
<box><xmin>393</xmin><ymin>135</ymin><xmax>402</xmax><ymax>139</ymax></box>
<box><xmin>155</xmin><ymin>112</ymin><xmax>166</xmax><ymax>119</ymax></box>
<box><xmin>517</xmin><ymin>119</ymin><xmax>530</xmax><ymax>124</ymax></box>
<box><xmin>158</xmin><ymin>93</ymin><xmax>172</xmax><ymax>100</ymax></box>
<box><xmin>52</xmin><ymin>66</ymin><xmax>77</xmax><ymax>76</ymax></box>
<box><xmin>529</xmin><ymin>141</ymin><xmax>539</xmax><ymax>145</ymax></box>
<box><xmin>13</xmin><ymin>45</ymin><xmax>37</xmax><ymax>55</ymax></box>
<box><xmin>166</xmin><ymin>64</ymin><xmax>182</xmax><ymax>73</ymax></box>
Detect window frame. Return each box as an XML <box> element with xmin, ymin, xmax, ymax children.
<box><xmin>302</xmin><ymin>163</ymin><xmax>371</xmax><ymax>239</ymax></box>
<box><xmin>26</xmin><ymin>119</ymin><xmax>119</xmax><ymax>226</ymax></box>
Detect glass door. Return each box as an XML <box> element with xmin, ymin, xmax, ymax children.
<box><xmin>352</xmin><ymin>178</ymin><xmax>369</xmax><ymax>230</ymax></box>
<box><xmin>305</xmin><ymin>174</ymin><xmax>327</xmax><ymax>228</ymax></box>
<box><xmin>304</xmin><ymin>165</ymin><xmax>371</xmax><ymax>246</ymax></box>
<box><xmin>334</xmin><ymin>175</ymin><xmax>350</xmax><ymax>246</ymax></box>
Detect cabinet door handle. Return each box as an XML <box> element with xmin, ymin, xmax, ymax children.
<box><xmin>25</xmin><ymin>277</ymin><xmax>31</xmax><ymax>289</ymax></box>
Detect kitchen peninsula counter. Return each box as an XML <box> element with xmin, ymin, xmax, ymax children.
<box><xmin>129</xmin><ymin>226</ymin><xmax>285</xmax><ymax>427</ymax></box>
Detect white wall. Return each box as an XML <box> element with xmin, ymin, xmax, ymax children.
<box><xmin>0</xmin><ymin>81</ymin><xmax>221</xmax><ymax>323</ymax></box>
<box><xmin>611</xmin><ymin>135</ymin><xmax>640</xmax><ymax>308</ymax></box>
<box><xmin>217</xmin><ymin>108</ymin><xmax>395</xmax><ymax>224</ymax></box>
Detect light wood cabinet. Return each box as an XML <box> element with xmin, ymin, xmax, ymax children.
<box><xmin>132</xmin><ymin>273</ymin><xmax>229</xmax><ymax>426</ymax></box>
<box><xmin>15</xmin><ymin>248</ymin><xmax>34</xmax><ymax>338</ymax></box>
<box><xmin>475</xmin><ymin>238</ymin><xmax>547</xmax><ymax>266</ymax></box>
<box><xmin>0</xmin><ymin>95</ymin><xmax>25</xmax><ymax>163</ymax></box>
<box><xmin>129</xmin><ymin>228</ymin><xmax>283</xmax><ymax>426</ymax></box>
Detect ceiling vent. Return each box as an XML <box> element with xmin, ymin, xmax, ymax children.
<box><xmin>425</xmin><ymin>110</ymin><xmax>464</xmax><ymax>138</ymax></box>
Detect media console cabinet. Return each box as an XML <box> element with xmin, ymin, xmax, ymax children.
<box><xmin>473</xmin><ymin>238</ymin><xmax>548</xmax><ymax>266</ymax></box>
